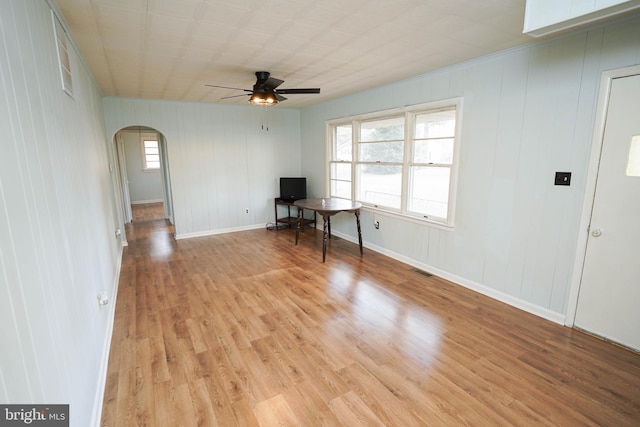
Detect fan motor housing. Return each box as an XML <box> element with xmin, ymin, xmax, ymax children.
<box><xmin>255</xmin><ymin>71</ymin><xmax>270</xmax><ymax>82</ymax></box>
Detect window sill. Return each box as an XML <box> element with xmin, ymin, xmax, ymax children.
<box><xmin>361</xmin><ymin>204</ymin><xmax>455</xmax><ymax>231</ymax></box>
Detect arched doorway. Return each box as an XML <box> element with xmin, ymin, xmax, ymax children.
<box><xmin>112</xmin><ymin>126</ymin><xmax>174</xmax><ymax>236</ymax></box>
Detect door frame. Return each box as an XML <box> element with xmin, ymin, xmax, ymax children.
<box><xmin>112</xmin><ymin>126</ymin><xmax>175</xmax><ymax>227</ymax></box>
<box><xmin>565</xmin><ymin>64</ymin><xmax>640</xmax><ymax>326</ymax></box>
<box><xmin>158</xmin><ymin>133</ymin><xmax>175</xmax><ymax>224</ymax></box>
<box><xmin>115</xmin><ymin>132</ymin><xmax>133</xmax><ymax>223</ymax></box>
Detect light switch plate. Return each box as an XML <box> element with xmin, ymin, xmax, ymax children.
<box><xmin>555</xmin><ymin>172</ymin><xmax>571</xmax><ymax>186</ymax></box>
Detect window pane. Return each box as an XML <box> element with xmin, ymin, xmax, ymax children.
<box><xmin>360</xmin><ymin>141</ymin><xmax>404</xmax><ymax>162</ymax></box>
<box><xmin>413</xmin><ymin>138</ymin><xmax>454</xmax><ymax>164</ymax></box>
<box><xmin>331</xmin><ymin>162</ymin><xmax>351</xmax><ymax>180</ymax></box>
<box><xmin>331</xmin><ymin>180</ymin><xmax>351</xmax><ymax>199</ymax></box>
<box><xmin>409</xmin><ymin>166</ymin><xmax>450</xmax><ymax>218</ymax></box>
<box><xmin>415</xmin><ymin>110</ymin><xmax>455</xmax><ymax>138</ymax></box>
<box><xmin>356</xmin><ymin>164</ymin><xmax>401</xmax><ymax>209</ymax></box>
<box><xmin>144</xmin><ymin>140</ymin><xmax>158</xmax><ymax>148</ymax></box>
<box><xmin>334</xmin><ymin>125</ymin><xmax>352</xmax><ymax>161</ymax></box>
<box><xmin>360</xmin><ymin>117</ymin><xmax>404</xmax><ymax>142</ymax></box>
<box><xmin>145</xmin><ymin>147</ymin><xmax>159</xmax><ymax>155</ymax></box>
<box><xmin>146</xmin><ymin>154</ymin><xmax>160</xmax><ymax>163</ymax></box>
<box><xmin>626</xmin><ymin>135</ymin><xmax>640</xmax><ymax>177</ymax></box>
<box><xmin>146</xmin><ymin>161</ymin><xmax>160</xmax><ymax>169</ymax></box>
<box><xmin>330</xmin><ymin>162</ymin><xmax>351</xmax><ymax>198</ymax></box>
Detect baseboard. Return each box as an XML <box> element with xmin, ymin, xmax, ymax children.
<box><xmin>131</xmin><ymin>199</ymin><xmax>163</xmax><ymax>205</ymax></box>
<box><xmin>90</xmin><ymin>244</ymin><xmax>124</xmax><ymax>427</ymax></box>
<box><xmin>331</xmin><ymin>230</ymin><xmax>566</xmax><ymax>325</ymax></box>
<box><xmin>175</xmin><ymin>223</ymin><xmax>265</xmax><ymax>240</ymax></box>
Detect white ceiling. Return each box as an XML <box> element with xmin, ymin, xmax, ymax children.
<box><xmin>55</xmin><ymin>0</ymin><xmax>536</xmax><ymax>108</ymax></box>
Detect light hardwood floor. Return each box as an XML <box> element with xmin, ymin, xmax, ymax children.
<box><xmin>101</xmin><ymin>207</ymin><xmax>640</xmax><ymax>426</ymax></box>
<box><xmin>131</xmin><ymin>202</ymin><xmax>165</xmax><ymax>222</ymax></box>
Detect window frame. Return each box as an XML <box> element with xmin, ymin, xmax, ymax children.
<box><xmin>326</xmin><ymin>98</ymin><xmax>462</xmax><ymax>229</ymax></box>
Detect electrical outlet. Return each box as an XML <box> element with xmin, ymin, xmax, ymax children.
<box><xmin>374</xmin><ymin>220</ymin><xmax>380</xmax><ymax>230</ymax></box>
<box><xmin>97</xmin><ymin>292</ymin><xmax>109</xmax><ymax>307</ymax></box>
<box><xmin>245</xmin><ymin>209</ymin><xmax>249</xmax><ymax>214</ymax></box>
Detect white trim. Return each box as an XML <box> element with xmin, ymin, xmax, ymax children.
<box><xmin>331</xmin><ymin>229</ymin><xmax>566</xmax><ymax>325</ymax></box>
<box><xmin>565</xmin><ymin>64</ymin><xmax>640</xmax><ymax>327</ymax></box>
<box><xmin>175</xmin><ymin>223</ymin><xmax>265</xmax><ymax>240</ymax></box>
<box><xmin>90</xmin><ymin>245</ymin><xmax>124</xmax><ymax>427</ymax></box>
<box><xmin>361</xmin><ymin>205</ymin><xmax>455</xmax><ymax>231</ymax></box>
<box><xmin>131</xmin><ymin>199</ymin><xmax>164</xmax><ymax>205</ymax></box>
<box><xmin>115</xmin><ymin>134</ymin><xmax>132</xmax><ymax>223</ymax></box>
<box><xmin>524</xmin><ymin>1</ymin><xmax>640</xmax><ymax>37</ymax></box>
<box><xmin>324</xmin><ymin>123</ymin><xmax>333</xmax><ymax>198</ymax></box>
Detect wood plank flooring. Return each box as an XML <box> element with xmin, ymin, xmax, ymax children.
<box><xmin>131</xmin><ymin>202</ymin><xmax>165</xmax><ymax>222</ymax></box>
<box><xmin>101</xmin><ymin>206</ymin><xmax>640</xmax><ymax>426</ymax></box>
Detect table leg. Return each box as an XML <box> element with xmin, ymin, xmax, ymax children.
<box><xmin>295</xmin><ymin>207</ymin><xmax>302</xmax><ymax>245</ymax></box>
<box><xmin>322</xmin><ymin>214</ymin><xmax>329</xmax><ymax>262</ymax></box>
<box><xmin>355</xmin><ymin>209</ymin><xmax>363</xmax><ymax>256</ymax></box>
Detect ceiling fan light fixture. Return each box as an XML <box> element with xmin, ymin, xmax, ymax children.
<box><xmin>207</xmin><ymin>72</ymin><xmax>319</xmax><ymax>105</ymax></box>
<box><xmin>249</xmin><ymin>91</ymin><xmax>278</xmax><ymax>105</ymax></box>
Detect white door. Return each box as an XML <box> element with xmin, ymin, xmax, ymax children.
<box><xmin>574</xmin><ymin>73</ymin><xmax>640</xmax><ymax>351</ymax></box>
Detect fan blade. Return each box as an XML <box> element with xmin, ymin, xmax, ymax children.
<box><xmin>259</xmin><ymin>77</ymin><xmax>284</xmax><ymax>91</ymax></box>
<box><xmin>205</xmin><ymin>84</ymin><xmax>252</xmax><ymax>92</ymax></box>
<box><xmin>276</xmin><ymin>88</ymin><xmax>321</xmax><ymax>94</ymax></box>
<box><xmin>221</xmin><ymin>94</ymin><xmax>251</xmax><ymax>100</ymax></box>
<box><xmin>275</xmin><ymin>93</ymin><xmax>287</xmax><ymax>102</ymax></box>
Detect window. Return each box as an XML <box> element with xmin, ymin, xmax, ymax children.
<box><xmin>328</xmin><ymin>99</ymin><xmax>461</xmax><ymax>226</ymax></box>
<box><xmin>141</xmin><ymin>138</ymin><xmax>160</xmax><ymax>171</ymax></box>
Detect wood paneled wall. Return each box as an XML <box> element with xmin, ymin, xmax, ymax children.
<box><xmin>300</xmin><ymin>14</ymin><xmax>640</xmax><ymax>323</ymax></box>
<box><xmin>0</xmin><ymin>1</ymin><xmax>121</xmax><ymax>426</ymax></box>
<box><xmin>4</xmin><ymin>2</ymin><xmax>638</xmax><ymax>426</ymax></box>
<box><xmin>102</xmin><ymin>98</ymin><xmax>302</xmax><ymax>239</ymax></box>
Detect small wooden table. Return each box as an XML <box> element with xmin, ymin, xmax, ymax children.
<box><xmin>294</xmin><ymin>198</ymin><xmax>363</xmax><ymax>262</ymax></box>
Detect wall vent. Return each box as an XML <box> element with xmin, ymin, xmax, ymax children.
<box><xmin>52</xmin><ymin>11</ymin><xmax>73</xmax><ymax>96</ymax></box>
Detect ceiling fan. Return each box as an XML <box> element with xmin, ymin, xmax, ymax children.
<box><xmin>206</xmin><ymin>71</ymin><xmax>320</xmax><ymax>105</ymax></box>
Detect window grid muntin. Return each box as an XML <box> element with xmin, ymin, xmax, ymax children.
<box><xmin>141</xmin><ymin>138</ymin><xmax>160</xmax><ymax>171</ymax></box>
